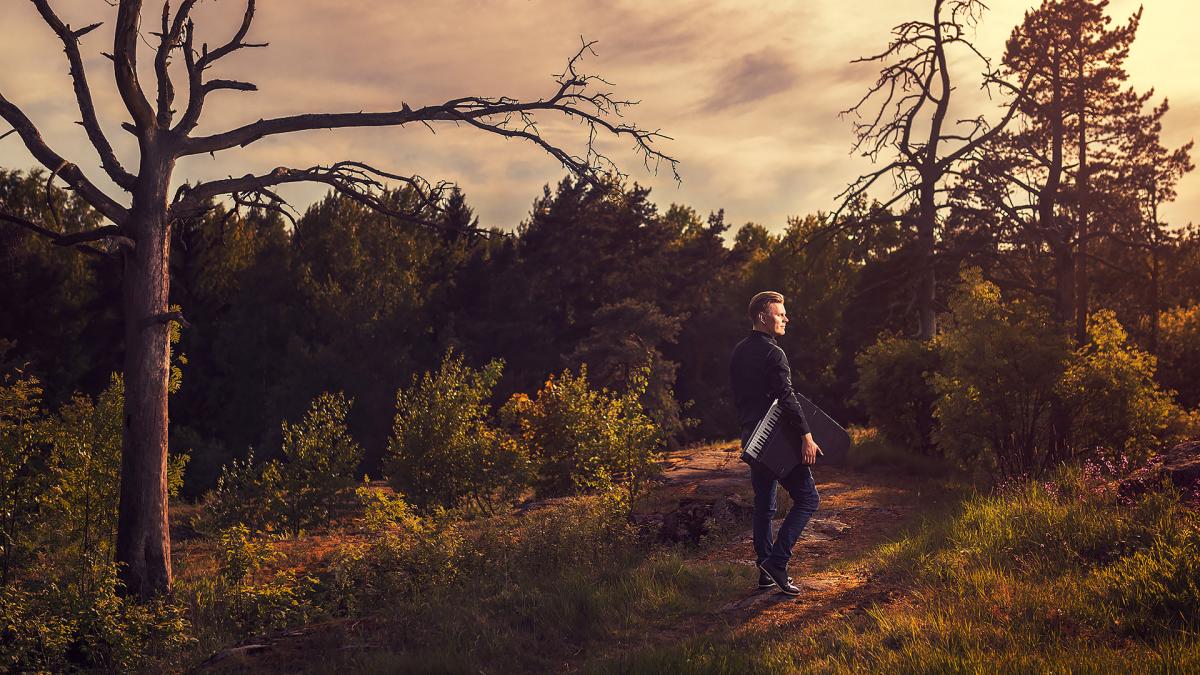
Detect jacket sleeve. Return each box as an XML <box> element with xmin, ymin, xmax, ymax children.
<box><xmin>766</xmin><ymin>345</ymin><xmax>812</xmax><ymax>436</ymax></box>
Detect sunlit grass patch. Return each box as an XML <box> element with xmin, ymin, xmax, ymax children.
<box><xmin>596</xmin><ymin>460</ymin><xmax>1200</xmax><ymax>673</ymax></box>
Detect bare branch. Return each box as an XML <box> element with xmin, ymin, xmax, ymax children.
<box><xmin>173</xmin><ymin>0</ymin><xmax>269</xmax><ymax>135</ymax></box>
<box><xmin>172</xmin><ymin>162</ymin><xmax>502</xmax><ymax>238</ymax></box>
<box><xmin>204</xmin><ymin>79</ymin><xmax>257</xmax><ymax>94</ymax></box>
<box><xmin>0</xmin><ymin>93</ymin><xmax>129</xmax><ymax>223</ymax></box>
<box><xmin>29</xmin><ymin>0</ymin><xmax>136</xmax><ymax>190</ymax></box>
<box><xmin>145</xmin><ymin>310</ymin><xmax>190</xmax><ymax>329</ymax></box>
<box><xmin>0</xmin><ymin>212</ymin><xmax>120</xmax><ymax>257</ymax></box>
<box><xmin>114</xmin><ymin>0</ymin><xmax>157</xmax><ymax>129</ymax></box>
<box><xmin>179</xmin><ymin>41</ymin><xmax>679</xmax><ymax>186</ymax></box>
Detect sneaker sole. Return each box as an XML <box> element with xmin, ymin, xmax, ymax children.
<box><xmin>757</xmin><ymin>563</ymin><xmax>800</xmax><ymax>596</ymax></box>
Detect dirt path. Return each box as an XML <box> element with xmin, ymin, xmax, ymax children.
<box><xmin>647</xmin><ymin>441</ymin><xmax>928</xmax><ymax>640</ymax></box>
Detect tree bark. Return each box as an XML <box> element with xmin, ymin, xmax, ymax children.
<box><xmin>115</xmin><ymin>142</ymin><xmax>175</xmax><ymax>599</ymax></box>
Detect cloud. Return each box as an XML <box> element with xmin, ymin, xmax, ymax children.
<box><xmin>1</xmin><ymin>1</ymin><xmax>1196</xmax><ymax>232</ymax></box>
<box><xmin>703</xmin><ymin>49</ymin><xmax>800</xmax><ymax>113</ymax></box>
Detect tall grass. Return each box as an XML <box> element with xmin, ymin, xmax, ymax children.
<box><xmin>599</xmin><ymin>463</ymin><xmax>1200</xmax><ymax>673</ymax></box>
<box><xmin>192</xmin><ymin>492</ymin><xmax>746</xmax><ymax>673</ymax></box>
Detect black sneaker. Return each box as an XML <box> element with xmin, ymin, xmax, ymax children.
<box><xmin>757</xmin><ymin>570</ymin><xmax>794</xmax><ymax>589</ymax></box>
<box><xmin>758</xmin><ymin>561</ymin><xmax>801</xmax><ymax>596</ymax></box>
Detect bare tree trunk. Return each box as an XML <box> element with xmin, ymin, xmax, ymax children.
<box><xmin>115</xmin><ymin>146</ymin><xmax>174</xmax><ymax>599</ymax></box>
<box><xmin>916</xmin><ymin>190</ymin><xmax>938</xmax><ymax>340</ymax></box>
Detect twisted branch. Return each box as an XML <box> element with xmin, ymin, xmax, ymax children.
<box><xmin>29</xmin><ymin>0</ymin><xmax>136</xmax><ymax>190</ymax></box>
<box><xmin>179</xmin><ymin>40</ymin><xmax>679</xmax><ymax>187</ymax></box>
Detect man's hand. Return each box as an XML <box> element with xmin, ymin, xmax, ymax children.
<box><xmin>802</xmin><ymin>433</ymin><xmax>821</xmax><ymax>465</ymax></box>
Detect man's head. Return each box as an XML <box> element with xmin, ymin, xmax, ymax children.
<box><xmin>748</xmin><ymin>291</ymin><xmax>787</xmax><ymax>337</ymax></box>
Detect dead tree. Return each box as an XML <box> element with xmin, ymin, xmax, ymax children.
<box><xmin>838</xmin><ymin>0</ymin><xmax>1031</xmax><ymax>340</ymax></box>
<box><xmin>0</xmin><ymin>0</ymin><xmax>676</xmax><ymax>599</ymax></box>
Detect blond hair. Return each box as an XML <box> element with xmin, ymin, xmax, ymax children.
<box><xmin>748</xmin><ymin>291</ymin><xmax>785</xmax><ymax>324</ymax></box>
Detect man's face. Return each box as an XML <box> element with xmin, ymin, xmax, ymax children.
<box><xmin>760</xmin><ymin>301</ymin><xmax>788</xmax><ymax>337</ymax></box>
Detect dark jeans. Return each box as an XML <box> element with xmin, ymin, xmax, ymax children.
<box><xmin>742</xmin><ymin>428</ymin><xmax>820</xmax><ymax>571</ymax></box>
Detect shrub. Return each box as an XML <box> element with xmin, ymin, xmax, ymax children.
<box><xmin>201</xmin><ymin>449</ymin><xmax>282</xmax><ymax>535</ymax></box>
<box><xmin>215</xmin><ymin>524</ymin><xmax>316</xmax><ymax>633</ymax></box>
<box><xmin>327</xmin><ymin>487</ymin><xmax>461</xmax><ymax>610</ymax></box>
<box><xmin>202</xmin><ymin>391</ymin><xmax>363</xmax><ymax>537</ymax></box>
<box><xmin>1155</xmin><ymin>303</ymin><xmax>1200</xmax><ymax>408</ymax></box>
<box><xmin>275</xmin><ymin>391</ymin><xmax>363</xmax><ymax>536</ymax></box>
<box><xmin>854</xmin><ymin>334</ymin><xmax>939</xmax><ymax>454</ymax></box>
<box><xmin>500</xmin><ymin>365</ymin><xmax>662</xmax><ymax>503</ymax></box>
<box><xmin>385</xmin><ymin>351</ymin><xmax>528</xmax><ymax>513</ymax></box>
<box><xmin>0</xmin><ymin>372</ymin><xmax>51</xmax><ymax>585</ymax></box>
<box><xmin>1058</xmin><ymin>310</ymin><xmax>1178</xmax><ymax>457</ymax></box>
<box><xmin>0</xmin><ymin>562</ymin><xmax>193</xmax><ymax>672</ymax></box>
<box><xmin>932</xmin><ymin>268</ymin><xmax>1070</xmax><ymax>477</ymax></box>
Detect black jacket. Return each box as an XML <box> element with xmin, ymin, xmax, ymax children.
<box><xmin>730</xmin><ymin>330</ymin><xmax>811</xmax><ymax>437</ymax></box>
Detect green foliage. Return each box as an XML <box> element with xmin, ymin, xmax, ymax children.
<box><xmin>385</xmin><ymin>351</ymin><xmax>527</xmax><ymax>513</ymax></box>
<box><xmin>501</xmin><ymin>365</ymin><xmax>662</xmax><ymax>502</ymax></box>
<box><xmin>569</xmin><ymin>299</ymin><xmax>693</xmax><ymax>443</ymax></box>
<box><xmin>203</xmin><ymin>392</ymin><xmax>363</xmax><ymax>537</ymax></box>
<box><xmin>276</xmin><ymin>392</ymin><xmax>363</xmax><ymax>537</ymax></box>
<box><xmin>212</xmin><ymin>524</ymin><xmax>317</xmax><ymax>634</ymax></box>
<box><xmin>330</xmin><ymin>488</ymin><xmax>461</xmax><ymax>609</ymax></box>
<box><xmin>0</xmin><ymin>372</ymin><xmax>51</xmax><ymax>585</ymax></box>
<box><xmin>202</xmin><ymin>449</ymin><xmax>283</xmax><ymax>535</ymax></box>
<box><xmin>1157</xmin><ymin>302</ymin><xmax>1200</xmax><ymax>408</ymax></box>
<box><xmin>3</xmin><ymin>372</ymin><xmax>188</xmax><ymax>590</ymax></box>
<box><xmin>932</xmin><ymin>268</ymin><xmax>1070</xmax><ymax>476</ymax></box>
<box><xmin>1058</xmin><ymin>310</ymin><xmax>1179</xmax><ymax>456</ymax></box>
<box><xmin>0</xmin><ymin>372</ymin><xmax>197</xmax><ymax>670</ymax></box>
<box><xmin>854</xmin><ymin>334</ymin><xmax>939</xmax><ymax>454</ymax></box>
<box><xmin>0</xmin><ymin>562</ymin><xmax>194</xmax><ymax>673</ymax></box>
<box><xmin>40</xmin><ymin>375</ymin><xmax>124</xmax><ymax>594</ymax></box>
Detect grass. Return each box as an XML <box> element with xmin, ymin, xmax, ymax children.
<box><xmin>844</xmin><ymin>426</ymin><xmax>958</xmax><ymax>479</ymax></box>
<box><xmin>191</xmin><ymin>492</ymin><xmax>747</xmax><ymax>674</ymax></box>
<box><xmin>29</xmin><ymin>437</ymin><xmax>1193</xmax><ymax>673</ymax></box>
<box><xmin>593</xmin><ymin>462</ymin><xmax>1200</xmax><ymax>674</ymax></box>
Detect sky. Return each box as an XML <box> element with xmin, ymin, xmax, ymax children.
<box><xmin>2</xmin><ymin>0</ymin><xmax>1197</xmax><ymax>233</ymax></box>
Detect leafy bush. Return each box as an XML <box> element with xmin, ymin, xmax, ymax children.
<box><xmin>385</xmin><ymin>351</ymin><xmax>528</xmax><ymax>513</ymax></box>
<box><xmin>1058</xmin><ymin>310</ymin><xmax>1179</xmax><ymax>457</ymax></box>
<box><xmin>326</xmin><ymin>487</ymin><xmax>461</xmax><ymax>611</ymax></box>
<box><xmin>932</xmin><ymin>268</ymin><xmax>1070</xmax><ymax>477</ymax></box>
<box><xmin>0</xmin><ymin>372</ymin><xmax>197</xmax><ymax>671</ymax></box>
<box><xmin>1156</xmin><ymin>303</ymin><xmax>1200</xmax><ymax>408</ymax></box>
<box><xmin>0</xmin><ymin>372</ymin><xmax>51</xmax><ymax>585</ymax></box>
<box><xmin>500</xmin><ymin>365</ymin><xmax>662</xmax><ymax>502</ymax></box>
<box><xmin>201</xmin><ymin>449</ymin><xmax>282</xmax><ymax>534</ymax></box>
<box><xmin>0</xmin><ymin>562</ymin><xmax>194</xmax><ymax>673</ymax></box>
<box><xmin>202</xmin><ymin>392</ymin><xmax>362</xmax><ymax>536</ymax></box>
<box><xmin>275</xmin><ymin>391</ymin><xmax>363</xmax><ymax>536</ymax></box>
<box><xmin>854</xmin><ymin>334</ymin><xmax>939</xmax><ymax>454</ymax></box>
<box><xmin>215</xmin><ymin>524</ymin><xmax>316</xmax><ymax>634</ymax></box>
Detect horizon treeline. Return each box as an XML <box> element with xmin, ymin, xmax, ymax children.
<box><xmin>3</xmin><ymin>167</ymin><xmax>1199</xmax><ymax>496</ymax></box>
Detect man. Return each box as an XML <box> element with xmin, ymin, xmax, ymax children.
<box><xmin>730</xmin><ymin>291</ymin><xmax>821</xmax><ymax>596</ymax></box>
